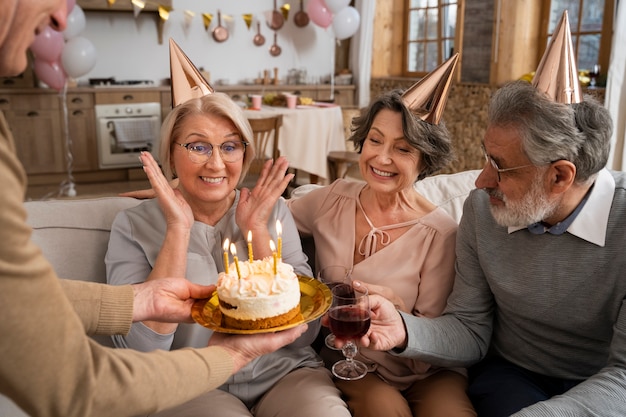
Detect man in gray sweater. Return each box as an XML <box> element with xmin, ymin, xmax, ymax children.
<box><xmin>343</xmin><ymin>12</ymin><xmax>626</xmax><ymax>417</ymax></box>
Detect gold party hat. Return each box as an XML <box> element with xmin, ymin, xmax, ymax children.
<box><xmin>169</xmin><ymin>38</ymin><xmax>214</xmax><ymax>107</ymax></box>
<box><xmin>401</xmin><ymin>53</ymin><xmax>459</xmax><ymax>125</ymax></box>
<box><xmin>531</xmin><ymin>10</ymin><xmax>582</xmax><ymax>104</ymax></box>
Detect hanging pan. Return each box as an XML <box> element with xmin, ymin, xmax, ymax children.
<box><xmin>269</xmin><ymin>0</ymin><xmax>284</xmax><ymax>30</ymax></box>
<box><xmin>294</xmin><ymin>0</ymin><xmax>309</xmax><ymax>28</ymax></box>
<box><xmin>212</xmin><ymin>11</ymin><xmax>228</xmax><ymax>43</ymax></box>
<box><xmin>269</xmin><ymin>32</ymin><xmax>282</xmax><ymax>57</ymax></box>
<box><xmin>253</xmin><ymin>21</ymin><xmax>265</xmax><ymax>46</ymax></box>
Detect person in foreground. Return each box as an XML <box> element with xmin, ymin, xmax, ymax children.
<box><xmin>0</xmin><ymin>1</ymin><xmax>306</xmax><ymax>417</ymax></box>
<box><xmin>105</xmin><ymin>40</ymin><xmax>349</xmax><ymax>417</ymax></box>
<box><xmin>336</xmin><ymin>12</ymin><xmax>626</xmax><ymax>417</ymax></box>
<box><xmin>285</xmin><ymin>54</ymin><xmax>475</xmax><ymax>417</ymax></box>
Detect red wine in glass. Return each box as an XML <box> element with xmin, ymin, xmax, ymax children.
<box><xmin>329</xmin><ymin>306</ymin><xmax>370</xmax><ymax>339</ymax></box>
<box><xmin>329</xmin><ymin>285</ymin><xmax>370</xmax><ymax>380</ymax></box>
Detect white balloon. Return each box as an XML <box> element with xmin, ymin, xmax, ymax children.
<box><xmin>332</xmin><ymin>6</ymin><xmax>360</xmax><ymax>41</ymax></box>
<box><xmin>325</xmin><ymin>0</ymin><xmax>350</xmax><ymax>14</ymax></box>
<box><xmin>64</xmin><ymin>5</ymin><xmax>86</xmax><ymax>40</ymax></box>
<box><xmin>61</xmin><ymin>36</ymin><xmax>97</xmax><ymax>78</ymax></box>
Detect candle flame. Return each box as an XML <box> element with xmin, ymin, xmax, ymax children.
<box><xmin>276</xmin><ymin>220</ymin><xmax>282</xmax><ymax>236</ymax></box>
<box><xmin>247</xmin><ymin>230</ymin><xmax>252</xmax><ymax>242</ymax></box>
<box><xmin>230</xmin><ymin>243</ymin><xmax>237</xmax><ymax>256</ymax></box>
<box><xmin>269</xmin><ymin>240</ymin><xmax>276</xmax><ymax>251</ymax></box>
<box><xmin>223</xmin><ymin>238</ymin><xmax>230</xmax><ymax>251</ymax></box>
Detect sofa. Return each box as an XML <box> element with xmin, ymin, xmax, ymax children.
<box><xmin>0</xmin><ymin>170</ymin><xmax>480</xmax><ymax>416</ymax></box>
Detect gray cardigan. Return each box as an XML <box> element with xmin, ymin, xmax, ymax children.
<box><xmin>396</xmin><ymin>169</ymin><xmax>626</xmax><ymax>416</ymax></box>
<box><xmin>105</xmin><ymin>194</ymin><xmax>321</xmax><ymax>407</ymax></box>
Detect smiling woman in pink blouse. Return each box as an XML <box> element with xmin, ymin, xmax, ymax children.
<box><xmin>285</xmin><ymin>55</ymin><xmax>476</xmax><ymax>417</ymax></box>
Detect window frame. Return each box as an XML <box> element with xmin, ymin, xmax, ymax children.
<box><xmin>539</xmin><ymin>0</ymin><xmax>615</xmax><ymax>76</ymax></box>
<box><xmin>402</xmin><ymin>0</ymin><xmax>465</xmax><ymax>79</ymax></box>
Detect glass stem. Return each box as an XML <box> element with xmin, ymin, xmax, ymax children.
<box><xmin>342</xmin><ymin>340</ymin><xmax>358</xmax><ymax>365</ymax></box>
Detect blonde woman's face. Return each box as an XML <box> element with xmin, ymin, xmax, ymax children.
<box><xmin>171</xmin><ymin>113</ymin><xmax>244</xmax><ymax>207</ymax></box>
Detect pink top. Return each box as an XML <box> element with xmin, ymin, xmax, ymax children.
<box><xmin>287</xmin><ymin>180</ymin><xmax>461</xmax><ymax>388</ymax></box>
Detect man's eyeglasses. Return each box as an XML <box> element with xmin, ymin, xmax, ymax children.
<box><xmin>481</xmin><ymin>145</ymin><xmax>534</xmax><ymax>182</ymax></box>
<box><xmin>176</xmin><ymin>141</ymin><xmax>248</xmax><ymax>164</ymax></box>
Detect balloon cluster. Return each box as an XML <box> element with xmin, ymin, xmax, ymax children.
<box><xmin>306</xmin><ymin>0</ymin><xmax>360</xmax><ymax>41</ymax></box>
<box><xmin>29</xmin><ymin>0</ymin><xmax>97</xmax><ymax>91</ymax></box>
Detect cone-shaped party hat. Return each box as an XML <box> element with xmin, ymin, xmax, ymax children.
<box><xmin>169</xmin><ymin>38</ymin><xmax>214</xmax><ymax>107</ymax></box>
<box><xmin>401</xmin><ymin>52</ymin><xmax>459</xmax><ymax>125</ymax></box>
<box><xmin>531</xmin><ymin>10</ymin><xmax>582</xmax><ymax>104</ymax></box>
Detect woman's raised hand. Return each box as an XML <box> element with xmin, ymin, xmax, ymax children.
<box><xmin>139</xmin><ymin>152</ymin><xmax>193</xmax><ymax>231</ymax></box>
<box><xmin>236</xmin><ymin>156</ymin><xmax>294</xmax><ymax>233</ymax></box>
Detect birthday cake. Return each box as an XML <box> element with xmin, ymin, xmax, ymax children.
<box><xmin>216</xmin><ymin>257</ymin><xmax>302</xmax><ymax>330</ymax></box>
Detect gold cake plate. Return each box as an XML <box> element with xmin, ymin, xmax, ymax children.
<box><xmin>191</xmin><ymin>275</ymin><xmax>332</xmax><ymax>334</ymax></box>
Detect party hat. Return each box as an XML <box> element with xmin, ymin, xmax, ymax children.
<box><xmin>401</xmin><ymin>53</ymin><xmax>459</xmax><ymax>125</ymax></box>
<box><xmin>531</xmin><ymin>10</ymin><xmax>582</xmax><ymax>104</ymax></box>
<box><xmin>169</xmin><ymin>38</ymin><xmax>214</xmax><ymax>107</ymax></box>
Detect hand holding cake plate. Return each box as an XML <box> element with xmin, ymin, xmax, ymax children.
<box><xmin>192</xmin><ymin>276</ymin><xmax>331</xmax><ymax>334</ymax></box>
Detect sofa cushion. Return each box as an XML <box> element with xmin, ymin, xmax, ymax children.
<box><xmin>24</xmin><ymin>197</ymin><xmax>142</xmax><ymax>284</ymax></box>
<box><xmin>291</xmin><ymin>170</ymin><xmax>480</xmax><ymax>224</ymax></box>
<box><xmin>413</xmin><ymin>170</ymin><xmax>479</xmax><ymax>223</ymax></box>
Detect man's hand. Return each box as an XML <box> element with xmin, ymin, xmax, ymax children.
<box><xmin>209</xmin><ymin>324</ymin><xmax>308</xmax><ymax>372</ymax></box>
<box><xmin>131</xmin><ymin>278</ymin><xmax>215</xmax><ymax>323</ymax></box>
<box><xmin>324</xmin><ymin>294</ymin><xmax>408</xmax><ymax>351</ymax></box>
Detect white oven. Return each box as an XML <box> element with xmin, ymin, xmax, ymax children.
<box><xmin>95</xmin><ymin>102</ymin><xmax>162</xmax><ymax>169</ymax></box>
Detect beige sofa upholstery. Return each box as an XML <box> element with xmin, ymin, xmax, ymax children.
<box><xmin>0</xmin><ymin>170</ymin><xmax>479</xmax><ymax>416</ymax></box>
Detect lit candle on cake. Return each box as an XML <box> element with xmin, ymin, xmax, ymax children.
<box><xmin>247</xmin><ymin>230</ymin><xmax>254</xmax><ymax>262</ymax></box>
<box><xmin>223</xmin><ymin>238</ymin><xmax>230</xmax><ymax>274</ymax></box>
<box><xmin>269</xmin><ymin>240</ymin><xmax>278</xmax><ymax>275</ymax></box>
<box><xmin>276</xmin><ymin>220</ymin><xmax>282</xmax><ymax>259</ymax></box>
<box><xmin>230</xmin><ymin>243</ymin><xmax>242</xmax><ymax>279</ymax></box>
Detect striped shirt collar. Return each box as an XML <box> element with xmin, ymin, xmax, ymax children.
<box><xmin>508</xmin><ymin>168</ymin><xmax>615</xmax><ymax>247</ymax></box>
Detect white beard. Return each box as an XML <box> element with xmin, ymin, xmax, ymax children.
<box><xmin>488</xmin><ymin>171</ymin><xmax>559</xmax><ymax>227</ymax></box>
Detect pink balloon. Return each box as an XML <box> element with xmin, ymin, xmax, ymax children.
<box><xmin>67</xmin><ymin>0</ymin><xmax>76</xmax><ymax>15</ymax></box>
<box><xmin>30</xmin><ymin>27</ymin><xmax>64</xmax><ymax>63</ymax></box>
<box><xmin>34</xmin><ymin>59</ymin><xmax>67</xmax><ymax>91</ymax></box>
<box><xmin>307</xmin><ymin>0</ymin><xmax>333</xmax><ymax>29</ymax></box>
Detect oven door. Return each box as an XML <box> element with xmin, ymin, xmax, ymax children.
<box><xmin>96</xmin><ymin>104</ymin><xmax>161</xmax><ymax>169</ymax></box>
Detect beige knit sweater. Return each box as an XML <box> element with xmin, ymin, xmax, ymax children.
<box><xmin>0</xmin><ymin>113</ymin><xmax>234</xmax><ymax>417</ymax></box>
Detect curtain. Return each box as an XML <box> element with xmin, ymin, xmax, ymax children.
<box><xmin>350</xmin><ymin>0</ymin><xmax>376</xmax><ymax>108</ymax></box>
<box><xmin>606</xmin><ymin>0</ymin><xmax>626</xmax><ymax>171</ymax></box>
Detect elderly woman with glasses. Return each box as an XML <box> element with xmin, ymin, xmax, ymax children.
<box><xmin>105</xmin><ymin>92</ymin><xmax>350</xmax><ymax>417</ymax></box>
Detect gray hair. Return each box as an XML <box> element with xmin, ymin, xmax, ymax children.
<box><xmin>159</xmin><ymin>93</ymin><xmax>255</xmax><ymax>181</ymax></box>
<box><xmin>348</xmin><ymin>89</ymin><xmax>454</xmax><ymax>181</ymax></box>
<box><xmin>488</xmin><ymin>80</ymin><xmax>612</xmax><ymax>182</ymax></box>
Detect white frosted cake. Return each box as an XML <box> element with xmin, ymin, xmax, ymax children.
<box><xmin>216</xmin><ymin>257</ymin><xmax>302</xmax><ymax>330</ymax></box>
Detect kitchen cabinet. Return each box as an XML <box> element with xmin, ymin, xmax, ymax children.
<box><xmin>66</xmin><ymin>92</ymin><xmax>97</xmax><ymax>171</ymax></box>
<box><xmin>0</xmin><ymin>89</ymin><xmax>97</xmax><ymax>175</ymax></box>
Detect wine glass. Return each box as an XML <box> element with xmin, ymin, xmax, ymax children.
<box><xmin>328</xmin><ymin>284</ymin><xmax>370</xmax><ymax>381</ymax></box>
<box><xmin>317</xmin><ymin>266</ymin><xmax>352</xmax><ymax>350</ymax></box>
<box><xmin>589</xmin><ymin>64</ymin><xmax>601</xmax><ymax>88</ymax></box>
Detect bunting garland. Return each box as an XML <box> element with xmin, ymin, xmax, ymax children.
<box><xmin>93</xmin><ymin>0</ymin><xmax>296</xmax><ymax>33</ymax></box>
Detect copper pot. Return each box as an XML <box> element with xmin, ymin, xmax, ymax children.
<box><xmin>212</xmin><ymin>11</ymin><xmax>228</xmax><ymax>43</ymax></box>
<box><xmin>294</xmin><ymin>0</ymin><xmax>309</xmax><ymax>28</ymax></box>
<box><xmin>253</xmin><ymin>21</ymin><xmax>265</xmax><ymax>46</ymax></box>
<box><xmin>269</xmin><ymin>0</ymin><xmax>284</xmax><ymax>30</ymax></box>
<box><xmin>269</xmin><ymin>32</ymin><xmax>281</xmax><ymax>57</ymax></box>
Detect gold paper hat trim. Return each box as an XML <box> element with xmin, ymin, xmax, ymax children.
<box><xmin>401</xmin><ymin>53</ymin><xmax>459</xmax><ymax>125</ymax></box>
<box><xmin>531</xmin><ymin>10</ymin><xmax>582</xmax><ymax>104</ymax></box>
<box><xmin>169</xmin><ymin>39</ymin><xmax>214</xmax><ymax>107</ymax></box>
